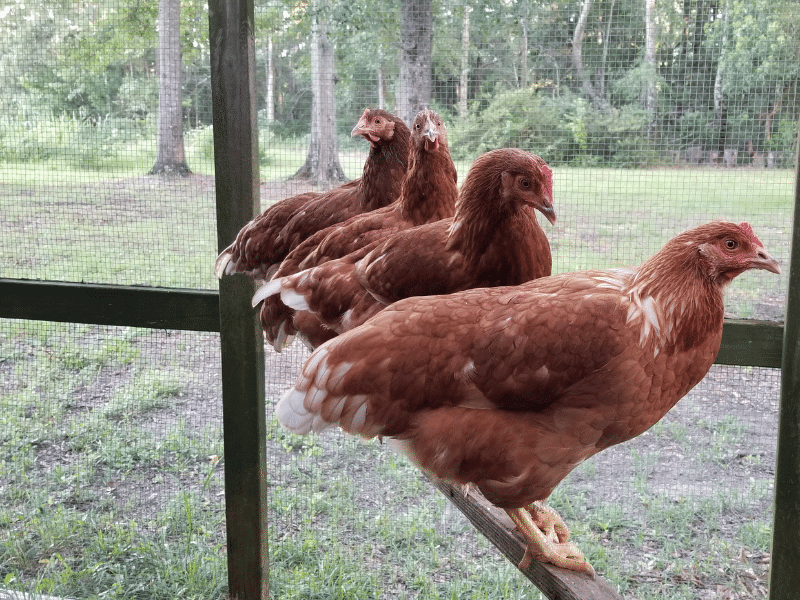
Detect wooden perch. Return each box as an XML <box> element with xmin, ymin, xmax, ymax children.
<box><xmin>426</xmin><ymin>475</ymin><xmax>624</xmax><ymax>600</ymax></box>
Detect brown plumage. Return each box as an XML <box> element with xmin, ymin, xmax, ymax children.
<box><xmin>214</xmin><ymin>108</ymin><xmax>410</xmax><ymax>280</ymax></box>
<box><xmin>257</xmin><ymin>109</ymin><xmax>459</xmax><ymax>350</ymax></box>
<box><xmin>254</xmin><ymin>148</ymin><xmax>555</xmax><ymax>338</ymax></box>
<box><xmin>276</xmin><ymin>221</ymin><xmax>780</xmax><ymax>575</ymax></box>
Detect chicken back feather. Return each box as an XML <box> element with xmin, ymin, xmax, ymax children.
<box><xmin>277</xmin><ymin>221</ymin><xmax>780</xmax><ymax>574</ymax></box>
<box><xmin>257</xmin><ymin>109</ymin><xmax>459</xmax><ymax>350</ymax></box>
<box><xmin>254</xmin><ymin>148</ymin><xmax>555</xmax><ymax>337</ymax></box>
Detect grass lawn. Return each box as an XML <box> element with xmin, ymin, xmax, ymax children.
<box><xmin>0</xmin><ymin>146</ymin><xmax>793</xmax><ymax>599</ymax></box>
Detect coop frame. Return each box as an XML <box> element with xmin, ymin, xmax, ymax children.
<box><xmin>2</xmin><ymin>0</ymin><xmax>799</xmax><ymax>597</ymax></box>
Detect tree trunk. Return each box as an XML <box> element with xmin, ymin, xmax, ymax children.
<box><xmin>396</xmin><ymin>0</ymin><xmax>433</xmax><ymax>126</ymax></box>
<box><xmin>150</xmin><ymin>0</ymin><xmax>189</xmax><ymax>176</ymax></box>
<box><xmin>598</xmin><ymin>0</ymin><xmax>615</xmax><ymax>99</ymax></box>
<box><xmin>572</xmin><ymin>0</ymin><xmax>609</xmax><ymax>110</ymax></box>
<box><xmin>457</xmin><ymin>6</ymin><xmax>471</xmax><ymax>117</ymax></box>
<box><xmin>265</xmin><ymin>35</ymin><xmax>275</xmax><ymax>123</ymax></box>
<box><xmin>377</xmin><ymin>47</ymin><xmax>386</xmax><ymax>109</ymax></box>
<box><xmin>458</xmin><ymin>6</ymin><xmax>472</xmax><ymax>118</ymax></box>
<box><xmin>291</xmin><ymin>0</ymin><xmax>346</xmax><ymax>186</ymax></box>
<box><xmin>713</xmin><ymin>1</ymin><xmax>728</xmax><ymax>154</ymax></box>
<box><xmin>519</xmin><ymin>13</ymin><xmax>529</xmax><ymax>90</ymax></box>
<box><xmin>644</xmin><ymin>0</ymin><xmax>658</xmax><ymax>139</ymax></box>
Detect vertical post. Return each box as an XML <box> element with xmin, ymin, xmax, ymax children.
<box><xmin>208</xmin><ymin>0</ymin><xmax>268</xmax><ymax>598</ymax></box>
<box><xmin>768</xmin><ymin>127</ymin><xmax>800</xmax><ymax>599</ymax></box>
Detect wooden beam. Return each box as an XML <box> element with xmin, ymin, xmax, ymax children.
<box><xmin>428</xmin><ymin>477</ymin><xmax>624</xmax><ymax>600</ymax></box>
<box><xmin>0</xmin><ymin>282</ymin><xmax>782</xmax><ymax>371</ymax></box>
<box><xmin>208</xmin><ymin>0</ymin><xmax>269</xmax><ymax>596</ymax></box>
<box><xmin>0</xmin><ymin>278</ymin><xmax>219</xmax><ymax>332</ymax></box>
<box><xmin>768</xmin><ymin>130</ymin><xmax>800</xmax><ymax>600</ymax></box>
<box><xmin>717</xmin><ymin>318</ymin><xmax>783</xmax><ymax>369</ymax></box>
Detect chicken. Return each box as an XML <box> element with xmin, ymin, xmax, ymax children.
<box><xmin>254</xmin><ymin>148</ymin><xmax>555</xmax><ymax>338</ymax></box>
<box><xmin>275</xmin><ymin>221</ymin><xmax>780</xmax><ymax>575</ymax></box>
<box><xmin>214</xmin><ymin>108</ymin><xmax>410</xmax><ymax>280</ymax></box>
<box><xmin>257</xmin><ymin>108</ymin><xmax>459</xmax><ymax>350</ymax></box>
<box><xmin>277</xmin><ymin>108</ymin><xmax>457</xmax><ymax>275</ymax></box>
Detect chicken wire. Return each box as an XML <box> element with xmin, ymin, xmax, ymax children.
<box><xmin>0</xmin><ymin>0</ymin><xmax>796</xmax><ymax>598</ymax></box>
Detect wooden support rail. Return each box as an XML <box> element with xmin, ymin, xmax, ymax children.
<box><xmin>0</xmin><ymin>279</ymin><xmax>783</xmax><ymax>369</ymax></box>
<box><xmin>428</xmin><ymin>476</ymin><xmax>625</xmax><ymax>600</ymax></box>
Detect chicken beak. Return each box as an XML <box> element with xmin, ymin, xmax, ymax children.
<box><xmin>538</xmin><ymin>197</ymin><xmax>557</xmax><ymax>225</ymax></box>
<box><xmin>751</xmin><ymin>247</ymin><xmax>781</xmax><ymax>274</ymax></box>
<box><xmin>351</xmin><ymin>119</ymin><xmax>368</xmax><ymax>138</ymax></box>
<box><xmin>423</xmin><ymin>125</ymin><xmax>439</xmax><ymax>151</ymax></box>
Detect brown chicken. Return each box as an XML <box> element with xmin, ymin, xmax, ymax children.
<box><xmin>275</xmin><ymin>221</ymin><xmax>780</xmax><ymax>575</ymax></box>
<box><xmin>253</xmin><ymin>148</ymin><xmax>555</xmax><ymax>337</ymax></box>
<box><xmin>214</xmin><ymin>108</ymin><xmax>410</xmax><ymax>280</ymax></box>
<box><xmin>257</xmin><ymin>108</ymin><xmax>459</xmax><ymax>350</ymax></box>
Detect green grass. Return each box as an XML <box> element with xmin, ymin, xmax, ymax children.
<box><xmin>0</xmin><ymin>142</ymin><xmax>790</xmax><ymax>598</ymax></box>
<box><xmin>0</xmin><ymin>322</ymin><xmax>778</xmax><ymax>598</ymax></box>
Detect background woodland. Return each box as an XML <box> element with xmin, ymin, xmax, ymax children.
<box><xmin>1</xmin><ymin>0</ymin><xmax>798</xmax><ymax>176</ymax></box>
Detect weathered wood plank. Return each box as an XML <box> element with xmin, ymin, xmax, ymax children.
<box><xmin>768</xmin><ymin>136</ymin><xmax>800</xmax><ymax>600</ymax></box>
<box><xmin>0</xmin><ymin>278</ymin><xmax>219</xmax><ymax>332</ymax></box>
<box><xmin>427</xmin><ymin>476</ymin><xmax>624</xmax><ymax>600</ymax></box>
<box><xmin>0</xmin><ymin>282</ymin><xmax>782</xmax><ymax>371</ymax></box>
<box><xmin>717</xmin><ymin>318</ymin><xmax>783</xmax><ymax>369</ymax></box>
<box><xmin>208</xmin><ymin>0</ymin><xmax>269</xmax><ymax>595</ymax></box>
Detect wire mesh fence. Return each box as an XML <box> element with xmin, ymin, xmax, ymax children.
<box><xmin>0</xmin><ymin>0</ymin><xmax>797</xmax><ymax>598</ymax></box>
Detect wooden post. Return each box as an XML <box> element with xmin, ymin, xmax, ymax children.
<box><xmin>768</xmin><ymin>125</ymin><xmax>800</xmax><ymax>599</ymax></box>
<box><xmin>208</xmin><ymin>0</ymin><xmax>269</xmax><ymax>598</ymax></box>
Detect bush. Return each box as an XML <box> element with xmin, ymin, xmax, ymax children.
<box><xmin>449</xmin><ymin>88</ymin><xmax>574</xmax><ymax>163</ymax></box>
<box><xmin>450</xmin><ymin>88</ymin><xmax>659</xmax><ymax>166</ymax></box>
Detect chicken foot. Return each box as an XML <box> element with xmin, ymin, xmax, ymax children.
<box><xmin>505</xmin><ymin>502</ymin><xmax>595</xmax><ymax>576</ymax></box>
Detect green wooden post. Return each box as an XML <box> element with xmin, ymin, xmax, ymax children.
<box><xmin>768</xmin><ymin>130</ymin><xmax>800</xmax><ymax>599</ymax></box>
<box><xmin>208</xmin><ymin>0</ymin><xmax>269</xmax><ymax>598</ymax></box>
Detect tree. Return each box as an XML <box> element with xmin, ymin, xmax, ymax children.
<box><xmin>265</xmin><ymin>35</ymin><xmax>275</xmax><ymax>123</ymax></box>
<box><xmin>150</xmin><ymin>0</ymin><xmax>189</xmax><ymax>175</ymax></box>
<box><xmin>457</xmin><ymin>6</ymin><xmax>472</xmax><ymax>118</ymax></box>
<box><xmin>396</xmin><ymin>0</ymin><xmax>433</xmax><ymax>125</ymax></box>
<box><xmin>572</xmin><ymin>0</ymin><xmax>610</xmax><ymax>109</ymax></box>
<box><xmin>643</xmin><ymin>0</ymin><xmax>658</xmax><ymax>138</ymax></box>
<box><xmin>291</xmin><ymin>0</ymin><xmax>346</xmax><ymax>185</ymax></box>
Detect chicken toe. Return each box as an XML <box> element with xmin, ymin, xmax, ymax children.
<box><xmin>524</xmin><ymin>501</ymin><xmax>571</xmax><ymax>544</ymax></box>
<box><xmin>506</xmin><ymin>506</ymin><xmax>595</xmax><ymax>577</ymax></box>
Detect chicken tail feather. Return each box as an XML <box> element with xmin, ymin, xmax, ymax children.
<box><xmin>214</xmin><ymin>251</ymin><xmax>233</xmax><ymax>279</ymax></box>
<box><xmin>252</xmin><ymin>279</ymin><xmax>283</xmax><ymax>307</ymax></box>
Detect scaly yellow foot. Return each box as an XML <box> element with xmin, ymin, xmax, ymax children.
<box><xmin>506</xmin><ymin>503</ymin><xmax>595</xmax><ymax>577</ymax></box>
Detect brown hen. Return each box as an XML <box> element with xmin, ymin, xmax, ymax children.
<box><xmin>257</xmin><ymin>108</ymin><xmax>459</xmax><ymax>350</ymax></box>
<box><xmin>276</xmin><ymin>221</ymin><xmax>780</xmax><ymax>575</ymax></box>
<box><xmin>214</xmin><ymin>108</ymin><xmax>410</xmax><ymax>280</ymax></box>
<box><xmin>254</xmin><ymin>148</ymin><xmax>555</xmax><ymax>337</ymax></box>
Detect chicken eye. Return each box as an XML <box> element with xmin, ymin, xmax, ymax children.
<box><xmin>520</xmin><ymin>178</ymin><xmax>530</xmax><ymax>188</ymax></box>
<box><xmin>724</xmin><ymin>239</ymin><xmax>739</xmax><ymax>250</ymax></box>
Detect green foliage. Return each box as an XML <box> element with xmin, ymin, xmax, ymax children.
<box><xmin>451</xmin><ymin>87</ymin><xmax>659</xmax><ymax>166</ymax></box>
<box><xmin>449</xmin><ymin>87</ymin><xmax>572</xmax><ymax>162</ymax></box>
<box><xmin>0</xmin><ymin>113</ymin><xmax>152</xmax><ymax>166</ymax></box>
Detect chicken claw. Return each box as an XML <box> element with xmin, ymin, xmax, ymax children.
<box><xmin>506</xmin><ymin>503</ymin><xmax>595</xmax><ymax>577</ymax></box>
<box><xmin>524</xmin><ymin>502</ymin><xmax>571</xmax><ymax>544</ymax></box>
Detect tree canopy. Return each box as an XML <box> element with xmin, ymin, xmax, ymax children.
<box><xmin>1</xmin><ymin>0</ymin><xmax>797</xmax><ymax>166</ymax></box>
